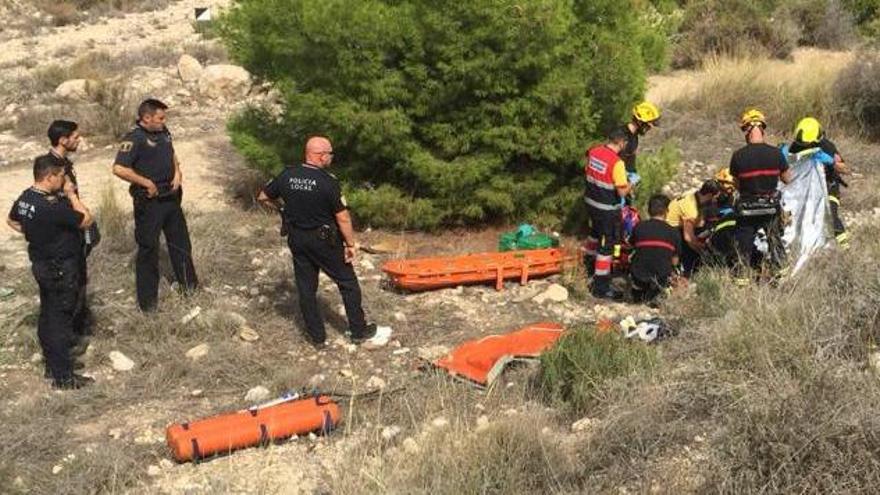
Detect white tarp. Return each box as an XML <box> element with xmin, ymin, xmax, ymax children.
<box><xmin>780</xmin><ymin>148</ymin><xmax>834</xmax><ymax>274</ymax></box>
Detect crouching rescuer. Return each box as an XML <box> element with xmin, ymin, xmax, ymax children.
<box><xmin>583</xmin><ymin>129</ymin><xmax>631</xmax><ymax>300</ymax></box>
<box><xmin>258</xmin><ymin>136</ymin><xmax>377</xmax><ymax>347</ymax></box>
<box><xmin>629</xmin><ymin>194</ymin><xmax>682</xmax><ymax>303</ymax></box>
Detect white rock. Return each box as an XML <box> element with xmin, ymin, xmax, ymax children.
<box><xmin>30</xmin><ymin>352</ymin><xmax>42</xmax><ymax>363</ymax></box>
<box><xmin>108</xmin><ymin>428</ymin><xmax>123</xmax><ymax>439</ymax></box>
<box><xmin>238</xmin><ymin>326</ymin><xmax>260</xmax><ymax>342</ymax></box>
<box><xmin>393</xmin><ymin>311</ymin><xmax>407</xmax><ymax>322</ymax></box>
<box><xmin>339</xmin><ymin>369</ymin><xmax>353</xmax><ymax>378</ymax></box>
<box><xmin>417</xmin><ymin>345</ymin><xmax>450</xmax><ymax>361</ymax></box>
<box><xmin>159</xmin><ymin>459</ymin><xmax>174</xmax><ymax>470</ymax></box>
<box><xmin>402</xmin><ymin>437</ymin><xmax>420</xmax><ymax>454</ymax></box>
<box><xmin>366</xmin><ymin>376</ymin><xmax>386</xmax><ymax>389</ymax></box>
<box><xmin>147</xmin><ymin>465</ymin><xmax>162</xmax><ymax>477</ymax></box>
<box><xmin>532</xmin><ymin>283</ymin><xmax>569</xmax><ymax>304</ymax></box>
<box><xmin>108</xmin><ymin>351</ymin><xmax>135</xmax><ymax>371</ymax></box>
<box><xmin>244</xmin><ymin>385</ymin><xmax>271</xmax><ymax>403</ymax></box>
<box><xmin>181</xmin><ymin>306</ymin><xmax>202</xmax><ymax>325</ymax></box>
<box><xmin>55</xmin><ymin>79</ymin><xmax>93</xmax><ymax>100</ymax></box>
<box><xmin>571</xmin><ymin>417</ymin><xmax>596</xmax><ymax>433</ymax></box>
<box><xmin>431</xmin><ymin>416</ymin><xmax>449</xmax><ymax>429</ymax></box>
<box><xmin>177</xmin><ymin>54</ymin><xmax>203</xmax><ymax>83</ymax></box>
<box><xmin>185</xmin><ymin>343</ymin><xmax>210</xmax><ymax>361</ymax></box>
<box><xmin>380</xmin><ymin>425</ymin><xmax>401</xmax><ymax>440</ymax></box>
<box><xmin>52</xmin><ymin>465</ymin><xmax>63</xmax><ymax>475</ymax></box>
<box><xmin>475</xmin><ymin>415</ymin><xmax>490</xmax><ymax>432</ymax></box>
<box><xmin>199</xmin><ymin>64</ymin><xmax>252</xmax><ymax>99</ymax></box>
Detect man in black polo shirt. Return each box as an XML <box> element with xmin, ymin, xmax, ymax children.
<box><xmin>7</xmin><ymin>156</ymin><xmax>95</xmax><ymax>389</ymax></box>
<box><xmin>41</xmin><ymin>120</ymin><xmax>97</xmax><ymax>340</ymax></box>
<box><xmin>729</xmin><ymin>109</ymin><xmax>792</xmax><ymax>278</ymax></box>
<box><xmin>629</xmin><ymin>194</ymin><xmax>681</xmax><ymax>303</ymax></box>
<box><xmin>258</xmin><ymin>136</ymin><xmax>377</xmax><ymax>347</ymax></box>
<box><xmin>112</xmin><ymin>99</ymin><xmax>198</xmax><ymax>311</ymax></box>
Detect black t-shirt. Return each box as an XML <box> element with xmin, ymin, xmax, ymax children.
<box><xmin>620</xmin><ymin>125</ymin><xmax>639</xmax><ymax>173</ymax></box>
<box><xmin>729</xmin><ymin>143</ymin><xmax>789</xmax><ymax>196</ymax></box>
<box><xmin>630</xmin><ymin>218</ymin><xmax>681</xmax><ymax>283</ymax></box>
<box><xmin>114</xmin><ymin>124</ymin><xmax>176</xmax><ymax>195</ymax></box>
<box><xmin>8</xmin><ymin>188</ymin><xmax>83</xmax><ymax>262</ymax></box>
<box><xmin>262</xmin><ymin>163</ymin><xmax>348</xmax><ymax>229</ymax></box>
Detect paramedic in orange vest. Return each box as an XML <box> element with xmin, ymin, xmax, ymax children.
<box><xmin>584</xmin><ymin>128</ymin><xmax>631</xmax><ymax>300</ymax></box>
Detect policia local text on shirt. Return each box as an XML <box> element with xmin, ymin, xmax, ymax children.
<box><xmin>258</xmin><ymin>136</ymin><xmax>377</xmax><ymax>347</ymax></box>
<box><xmin>7</xmin><ymin>156</ymin><xmax>95</xmax><ymax>389</ymax></box>
<box><xmin>112</xmin><ymin>99</ymin><xmax>198</xmax><ymax>311</ymax></box>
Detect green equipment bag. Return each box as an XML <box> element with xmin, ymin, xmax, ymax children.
<box><xmin>498</xmin><ymin>224</ymin><xmax>559</xmax><ymax>251</ymax></box>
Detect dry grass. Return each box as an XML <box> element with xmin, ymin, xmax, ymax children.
<box><xmin>657</xmin><ymin>49</ymin><xmax>853</xmax><ymax>134</ymax></box>
<box><xmin>36</xmin><ymin>0</ymin><xmax>171</xmax><ymax>27</ymax></box>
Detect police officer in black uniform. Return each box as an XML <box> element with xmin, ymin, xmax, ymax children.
<box><xmin>112</xmin><ymin>99</ymin><xmax>198</xmax><ymax>311</ymax></box>
<box><xmin>7</xmin><ymin>155</ymin><xmax>95</xmax><ymax>389</ymax></box>
<box><xmin>258</xmin><ymin>136</ymin><xmax>376</xmax><ymax>347</ymax></box>
<box><xmin>41</xmin><ymin>120</ymin><xmax>97</xmax><ymax>340</ymax></box>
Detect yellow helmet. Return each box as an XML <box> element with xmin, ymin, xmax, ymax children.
<box><xmin>714</xmin><ymin>167</ymin><xmax>736</xmax><ymax>193</ymax></box>
<box><xmin>794</xmin><ymin>117</ymin><xmax>823</xmax><ymax>144</ymax></box>
<box><xmin>632</xmin><ymin>101</ymin><xmax>661</xmax><ymax>125</ymax></box>
<box><xmin>740</xmin><ymin>109</ymin><xmax>766</xmax><ymax>131</ymax></box>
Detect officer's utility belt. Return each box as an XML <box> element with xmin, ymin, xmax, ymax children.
<box><xmin>131</xmin><ymin>182</ymin><xmax>178</xmax><ymax>201</ymax></box>
<box><xmin>293</xmin><ymin>224</ymin><xmax>339</xmax><ymax>243</ymax></box>
<box><xmin>736</xmin><ymin>194</ymin><xmax>781</xmax><ymax>217</ymax></box>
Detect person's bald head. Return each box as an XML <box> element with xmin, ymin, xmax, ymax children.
<box><xmin>305</xmin><ymin>136</ymin><xmax>334</xmax><ymax>167</ymax></box>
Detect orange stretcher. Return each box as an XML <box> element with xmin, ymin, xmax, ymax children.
<box><xmin>382</xmin><ymin>248</ymin><xmax>577</xmax><ymax>291</ymax></box>
<box><xmin>166</xmin><ymin>395</ymin><xmax>341</xmax><ymax>462</ymax></box>
<box><xmin>434</xmin><ymin>322</ymin><xmax>565</xmax><ymax>387</ymax></box>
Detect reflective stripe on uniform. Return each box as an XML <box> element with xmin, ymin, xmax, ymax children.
<box><xmin>586</xmin><ymin>174</ymin><xmax>615</xmax><ymax>190</ymax></box>
<box><xmin>829</xmin><ymin>195</ymin><xmax>841</xmax><ymax>206</ymax></box>
<box><xmin>738</xmin><ymin>169</ymin><xmax>781</xmax><ymax>179</ymax></box>
<box><xmin>714</xmin><ymin>220</ymin><xmax>736</xmax><ymax>231</ymax></box>
<box><xmin>585</xmin><ymin>197</ymin><xmax>621</xmax><ymax>211</ymax></box>
<box><xmin>635</xmin><ymin>240</ymin><xmax>676</xmax><ymax>252</ymax></box>
<box><xmin>595</xmin><ymin>254</ymin><xmax>613</xmax><ymax>276</ymax></box>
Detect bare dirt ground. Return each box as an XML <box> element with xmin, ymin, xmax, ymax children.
<box><xmin>2</xmin><ymin>3</ymin><xmax>879</xmax><ymax>494</ymax></box>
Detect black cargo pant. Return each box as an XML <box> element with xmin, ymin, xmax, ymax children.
<box><xmin>734</xmin><ymin>214</ymin><xmax>780</xmax><ymax>272</ymax></box>
<box><xmin>828</xmin><ymin>183</ymin><xmax>847</xmax><ymax>241</ymax></box>
<box><xmin>586</xmin><ymin>205</ymin><xmax>621</xmax><ymax>294</ymax></box>
<box><xmin>630</xmin><ymin>274</ymin><xmax>669</xmax><ymax>303</ymax></box>
<box><xmin>133</xmin><ymin>191</ymin><xmax>198</xmax><ymax>311</ymax></box>
<box><xmin>288</xmin><ymin>226</ymin><xmax>368</xmax><ymax>344</ymax></box>
<box><xmin>32</xmin><ymin>257</ymin><xmax>80</xmax><ymax>383</ymax></box>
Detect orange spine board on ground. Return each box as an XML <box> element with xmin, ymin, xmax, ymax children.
<box><xmin>382</xmin><ymin>248</ymin><xmax>577</xmax><ymax>291</ymax></box>
<box><xmin>434</xmin><ymin>322</ymin><xmax>565</xmax><ymax>386</ymax></box>
<box><xmin>166</xmin><ymin>395</ymin><xmax>341</xmax><ymax>462</ymax></box>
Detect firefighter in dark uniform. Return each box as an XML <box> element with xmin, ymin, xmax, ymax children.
<box><xmin>41</xmin><ymin>120</ymin><xmax>98</xmax><ymax>341</ymax></box>
<box><xmin>584</xmin><ymin>129</ymin><xmax>632</xmax><ymax>300</ymax></box>
<box><xmin>729</xmin><ymin>109</ymin><xmax>792</xmax><ymax>283</ymax></box>
<box><xmin>629</xmin><ymin>194</ymin><xmax>681</xmax><ymax>303</ymax></box>
<box><xmin>785</xmin><ymin>117</ymin><xmax>850</xmax><ymax>247</ymax></box>
<box><xmin>620</xmin><ymin>101</ymin><xmax>661</xmax><ymax>181</ymax></box>
<box><xmin>258</xmin><ymin>136</ymin><xmax>377</xmax><ymax>347</ymax></box>
<box><xmin>7</xmin><ymin>155</ymin><xmax>95</xmax><ymax>389</ymax></box>
<box><xmin>112</xmin><ymin>99</ymin><xmax>198</xmax><ymax>311</ymax></box>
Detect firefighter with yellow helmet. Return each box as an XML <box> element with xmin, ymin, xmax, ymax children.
<box><xmin>620</xmin><ymin>102</ymin><xmax>661</xmax><ymax>181</ymax></box>
<box><xmin>728</xmin><ymin>109</ymin><xmax>792</xmax><ymax>279</ymax></box>
<box><xmin>785</xmin><ymin>117</ymin><xmax>850</xmax><ymax>247</ymax></box>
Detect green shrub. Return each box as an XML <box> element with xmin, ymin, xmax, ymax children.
<box><xmin>781</xmin><ymin>0</ymin><xmax>856</xmax><ymax>48</ymax></box>
<box><xmin>634</xmin><ymin>141</ymin><xmax>681</xmax><ymax>212</ymax></box>
<box><xmin>219</xmin><ymin>0</ymin><xmax>662</xmax><ymax>230</ymax></box>
<box><xmin>540</xmin><ymin>328</ymin><xmax>657</xmax><ymax>413</ymax></box>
